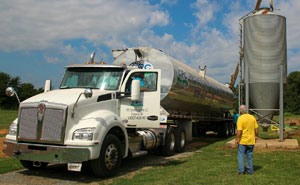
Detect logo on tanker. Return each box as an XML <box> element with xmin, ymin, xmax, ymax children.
<box><xmin>131</xmin><ymin>61</ymin><xmax>154</xmax><ymax>69</ymax></box>
<box><xmin>177</xmin><ymin>68</ymin><xmax>189</xmax><ymax>88</ymax></box>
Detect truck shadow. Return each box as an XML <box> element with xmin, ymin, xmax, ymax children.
<box><xmin>18</xmin><ymin>134</ymin><xmax>229</xmax><ymax>184</ymax></box>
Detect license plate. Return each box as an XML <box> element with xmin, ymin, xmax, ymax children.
<box><xmin>68</xmin><ymin>163</ymin><xmax>82</xmax><ymax>172</ymax></box>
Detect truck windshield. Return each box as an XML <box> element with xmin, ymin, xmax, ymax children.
<box><xmin>60</xmin><ymin>67</ymin><xmax>123</xmax><ymax>90</ymax></box>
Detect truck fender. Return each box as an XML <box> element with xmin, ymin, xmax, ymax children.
<box><xmin>71</xmin><ymin>110</ymin><xmax>128</xmax><ymax>160</ymax></box>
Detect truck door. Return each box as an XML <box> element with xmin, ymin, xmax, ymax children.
<box><xmin>120</xmin><ymin>69</ymin><xmax>161</xmax><ymax>128</ymax></box>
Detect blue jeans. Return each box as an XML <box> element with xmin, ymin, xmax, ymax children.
<box><xmin>238</xmin><ymin>144</ymin><xmax>254</xmax><ymax>174</ymax></box>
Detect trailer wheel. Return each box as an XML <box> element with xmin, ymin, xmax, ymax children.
<box><xmin>218</xmin><ymin>122</ymin><xmax>229</xmax><ymax>137</ymax></box>
<box><xmin>20</xmin><ymin>160</ymin><xmax>48</xmax><ymax>170</ymax></box>
<box><xmin>90</xmin><ymin>134</ymin><xmax>122</xmax><ymax>177</ymax></box>
<box><xmin>161</xmin><ymin>127</ymin><xmax>176</xmax><ymax>156</ymax></box>
<box><xmin>175</xmin><ymin>126</ymin><xmax>186</xmax><ymax>153</ymax></box>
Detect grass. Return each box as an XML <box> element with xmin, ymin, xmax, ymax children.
<box><xmin>0</xmin><ymin>109</ymin><xmax>18</xmax><ymax>129</ymax></box>
<box><xmin>0</xmin><ymin>158</ymin><xmax>23</xmax><ymax>174</ymax></box>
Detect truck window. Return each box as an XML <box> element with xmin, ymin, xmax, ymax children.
<box><xmin>125</xmin><ymin>72</ymin><xmax>158</xmax><ymax>92</ymax></box>
<box><xmin>60</xmin><ymin>67</ymin><xmax>123</xmax><ymax>90</ymax></box>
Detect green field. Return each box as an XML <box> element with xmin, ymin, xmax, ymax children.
<box><xmin>0</xmin><ymin>109</ymin><xmax>18</xmax><ymax>130</ymax></box>
<box><xmin>0</xmin><ymin>109</ymin><xmax>22</xmax><ymax>173</ymax></box>
<box><xmin>1</xmin><ymin>110</ymin><xmax>300</xmax><ymax>184</ymax></box>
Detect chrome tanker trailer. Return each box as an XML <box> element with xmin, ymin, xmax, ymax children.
<box><xmin>4</xmin><ymin>47</ymin><xmax>234</xmax><ymax>177</ymax></box>
<box><xmin>113</xmin><ymin>47</ymin><xmax>234</xmax><ymax>137</ymax></box>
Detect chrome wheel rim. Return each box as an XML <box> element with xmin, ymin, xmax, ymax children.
<box><xmin>170</xmin><ymin>132</ymin><xmax>175</xmax><ymax>151</ymax></box>
<box><xmin>180</xmin><ymin>131</ymin><xmax>185</xmax><ymax>148</ymax></box>
<box><xmin>226</xmin><ymin>125</ymin><xmax>229</xmax><ymax>136</ymax></box>
<box><xmin>104</xmin><ymin>144</ymin><xmax>119</xmax><ymax>170</ymax></box>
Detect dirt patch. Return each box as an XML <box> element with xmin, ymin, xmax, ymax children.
<box><xmin>186</xmin><ymin>142</ymin><xmax>208</xmax><ymax>150</ymax></box>
<box><xmin>0</xmin><ymin>129</ymin><xmax>8</xmax><ymax>135</ymax></box>
<box><xmin>0</xmin><ymin>129</ymin><xmax>9</xmax><ymax>158</ymax></box>
<box><xmin>0</xmin><ymin>137</ymin><xmax>9</xmax><ymax>158</ymax></box>
<box><xmin>286</xmin><ymin>119</ymin><xmax>300</xmax><ymax>125</ymax></box>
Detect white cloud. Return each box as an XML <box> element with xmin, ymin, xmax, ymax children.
<box><xmin>0</xmin><ymin>0</ymin><xmax>170</xmax><ymax>51</ymax></box>
<box><xmin>277</xmin><ymin>0</ymin><xmax>300</xmax><ymax>49</ymax></box>
<box><xmin>131</xmin><ymin>28</ymin><xmax>237</xmax><ymax>84</ymax></box>
<box><xmin>190</xmin><ymin>0</ymin><xmax>219</xmax><ymax>35</ymax></box>
<box><xmin>149</xmin><ymin>11</ymin><xmax>170</xmax><ymax>26</ymax></box>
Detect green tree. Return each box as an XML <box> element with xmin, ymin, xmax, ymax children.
<box><xmin>0</xmin><ymin>72</ymin><xmax>43</xmax><ymax>109</ymax></box>
<box><xmin>284</xmin><ymin>71</ymin><xmax>300</xmax><ymax>114</ymax></box>
<box><xmin>0</xmin><ymin>72</ymin><xmax>20</xmax><ymax>109</ymax></box>
<box><xmin>19</xmin><ymin>83</ymin><xmax>38</xmax><ymax>102</ymax></box>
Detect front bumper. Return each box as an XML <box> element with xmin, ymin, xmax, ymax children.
<box><xmin>3</xmin><ymin>140</ymin><xmax>90</xmax><ymax>163</ymax></box>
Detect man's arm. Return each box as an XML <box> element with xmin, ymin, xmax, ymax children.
<box><xmin>235</xmin><ymin>130</ymin><xmax>242</xmax><ymax>145</ymax></box>
<box><xmin>255</xmin><ymin>128</ymin><xmax>258</xmax><ymax>143</ymax></box>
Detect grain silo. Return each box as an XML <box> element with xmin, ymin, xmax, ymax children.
<box><xmin>239</xmin><ymin>0</ymin><xmax>287</xmax><ymax>141</ymax></box>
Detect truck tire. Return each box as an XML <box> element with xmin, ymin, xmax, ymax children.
<box><xmin>175</xmin><ymin>126</ymin><xmax>186</xmax><ymax>153</ymax></box>
<box><xmin>218</xmin><ymin>122</ymin><xmax>229</xmax><ymax>137</ymax></box>
<box><xmin>161</xmin><ymin>127</ymin><xmax>176</xmax><ymax>156</ymax></box>
<box><xmin>90</xmin><ymin>134</ymin><xmax>122</xmax><ymax>177</ymax></box>
<box><xmin>20</xmin><ymin>160</ymin><xmax>48</xmax><ymax>170</ymax></box>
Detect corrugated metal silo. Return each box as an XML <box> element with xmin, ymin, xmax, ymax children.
<box><xmin>243</xmin><ymin>11</ymin><xmax>287</xmax><ymax>122</ymax></box>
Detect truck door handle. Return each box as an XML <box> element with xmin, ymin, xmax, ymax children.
<box><xmin>147</xmin><ymin>115</ymin><xmax>158</xmax><ymax>121</ymax></box>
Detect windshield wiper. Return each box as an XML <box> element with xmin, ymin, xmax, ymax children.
<box><xmin>60</xmin><ymin>86</ymin><xmax>72</xmax><ymax>89</ymax></box>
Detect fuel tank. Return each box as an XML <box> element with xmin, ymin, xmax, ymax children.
<box><xmin>113</xmin><ymin>47</ymin><xmax>234</xmax><ymax>117</ymax></box>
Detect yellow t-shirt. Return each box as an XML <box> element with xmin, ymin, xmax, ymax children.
<box><xmin>237</xmin><ymin>114</ymin><xmax>258</xmax><ymax>145</ymax></box>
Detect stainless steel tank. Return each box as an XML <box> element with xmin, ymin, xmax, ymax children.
<box><xmin>243</xmin><ymin>11</ymin><xmax>287</xmax><ymax>121</ymax></box>
<box><xmin>113</xmin><ymin>47</ymin><xmax>234</xmax><ymax>116</ymax></box>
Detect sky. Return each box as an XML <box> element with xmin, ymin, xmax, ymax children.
<box><xmin>0</xmin><ymin>0</ymin><xmax>299</xmax><ymax>88</ymax></box>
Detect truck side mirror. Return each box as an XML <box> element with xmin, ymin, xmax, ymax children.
<box><xmin>84</xmin><ymin>88</ymin><xmax>93</xmax><ymax>98</ymax></box>
<box><xmin>5</xmin><ymin>87</ymin><xmax>15</xmax><ymax>97</ymax></box>
<box><xmin>131</xmin><ymin>80</ymin><xmax>141</xmax><ymax>101</ymax></box>
<box><xmin>5</xmin><ymin>87</ymin><xmax>21</xmax><ymax>104</ymax></box>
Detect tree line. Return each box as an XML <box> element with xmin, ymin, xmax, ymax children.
<box><xmin>0</xmin><ymin>72</ymin><xmax>44</xmax><ymax>109</ymax></box>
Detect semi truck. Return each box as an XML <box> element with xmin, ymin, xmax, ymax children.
<box><xmin>3</xmin><ymin>47</ymin><xmax>234</xmax><ymax>177</ymax></box>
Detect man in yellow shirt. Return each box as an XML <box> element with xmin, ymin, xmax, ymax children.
<box><xmin>235</xmin><ymin>105</ymin><xmax>258</xmax><ymax>175</ymax></box>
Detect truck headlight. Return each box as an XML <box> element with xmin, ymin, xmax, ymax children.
<box><xmin>8</xmin><ymin>122</ymin><xmax>17</xmax><ymax>136</ymax></box>
<box><xmin>72</xmin><ymin>128</ymin><xmax>96</xmax><ymax>141</ymax></box>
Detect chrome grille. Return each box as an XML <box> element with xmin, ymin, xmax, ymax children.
<box><xmin>18</xmin><ymin>103</ymin><xmax>67</xmax><ymax>143</ymax></box>
<box><xmin>41</xmin><ymin>109</ymin><xmax>64</xmax><ymax>141</ymax></box>
<box><xmin>19</xmin><ymin>108</ymin><xmax>38</xmax><ymax>139</ymax></box>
